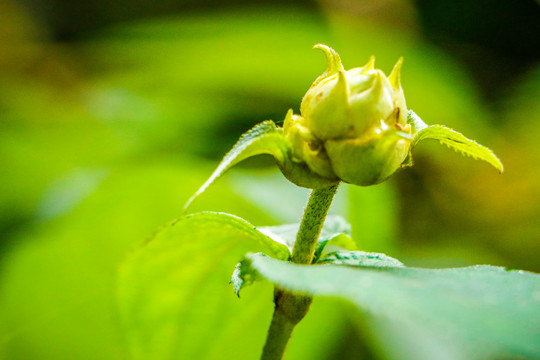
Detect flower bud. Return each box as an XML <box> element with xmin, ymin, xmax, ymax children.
<box><xmin>283</xmin><ymin>109</ymin><xmax>338</xmax><ymax>181</ymax></box>
<box><xmin>284</xmin><ymin>45</ymin><xmax>412</xmax><ymax>186</ymax></box>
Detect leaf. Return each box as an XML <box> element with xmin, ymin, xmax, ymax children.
<box><xmin>184</xmin><ymin>119</ymin><xmax>337</xmax><ymax>209</ymax></box>
<box><xmin>0</xmin><ymin>161</ymin><xmax>285</xmax><ymax>360</ymax></box>
<box><xmin>312</xmin><ymin>234</ymin><xmax>358</xmax><ymax>264</ymax></box>
<box><xmin>244</xmin><ymin>253</ymin><xmax>540</xmax><ymax>360</ymax></box>
<box><xmin>179</xmin><ymin>212</ymin><xmax>291</xmax><ymax>259</ymax></box>
<box><xmin>406</xmin><ymin>110</ymin><xmax>503</xmax><ymax>172</ymax></box>
<box><xmin>118</xmin><ymin>212</ymin><xmax>290</xmax><ymax>360</ymax></box>
<box><xmin>415</xmin><ymin>125</ymin><xmax>503</xmax><ymax>172</ymax></box>
<box><xmin>231</xmin><ymin>253</ymin><xmax>266</xmax><ymax>296</ymax></box>
<box><xmin>184</xmin><ymin>121</ymin><xmax>290</xmax><ymax>209</ymax></box>
<box><xmin>234</xmin><ymin>249</ymin><xmax>398</xmax><ymax>296</ymax></box>
<box><xmin>317</xmin><ymin>250</ymin><xmax>404</xmax><ymax>267</ymax></box>
<box><xmin>237</xmin><ymin>216</ymin><xmax>355</xmax><ymax>292</ymax></box>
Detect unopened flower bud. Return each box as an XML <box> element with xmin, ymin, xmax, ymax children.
<box><xmin>285</xmin><ymin>45</ymin><xmax>412</xmax><ymax>186</ymax></box>
<box><xmin>186</xmin><ymin>44</ymin><xmax>502</xmax><ymax>206</ymax></box>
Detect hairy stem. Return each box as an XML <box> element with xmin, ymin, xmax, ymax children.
<box><xmin>260</xmin><ymin>289</ymin><xmax>311</xmax><ymax>360</ymax></box>
<box><xmin>261</xmin><ymin>184</ymin><xmax>339</xmax><ymax>360</ymax></box>
<box><xmin>291</xmin><ymin>185</ymin><xmax>339</xmax><ymax>264</ymax></box>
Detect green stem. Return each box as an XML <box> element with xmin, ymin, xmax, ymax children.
<box><xmin>291</xmin><ymin>185</ymin><xmax>339</xmax><ymax>264</ymax></box>
<box><xmin>260</xmin><ymin>292</ymin><xmax>306</xmax><ymax>360</ymax></box>
<box><xmin>260</xmin><ymin>184</ymin><xmax>339</xmax><ymax>360</ymax></box>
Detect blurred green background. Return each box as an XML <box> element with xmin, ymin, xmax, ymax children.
<box><xmin>1</xmin><ymin>0</ymin><xmax>539</xmax><ymax>359</ymax></box>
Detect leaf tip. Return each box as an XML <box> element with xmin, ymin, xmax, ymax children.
<box><xmin>183</xmin><ymin>194</ymin><xmax>198</xmax><ymax>212</ymax></box>
<box><xmin>183</xmin><ymin>183</ymin><xmax>208</xmax><ymax>212</ymax></box>
<box><xmin>490</xmin><ymin>152</ymin><xmax>504</xmax><ymax>173</ymax></box>
<box><xmin>494</xmin><ymin>159</ymin><xmax>504</xmax><ymax>173</ymax></box>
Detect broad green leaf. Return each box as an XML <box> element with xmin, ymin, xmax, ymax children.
<box><xmin>234</xmin><ymin>250</ymin><xmax>401</xmax><ymax>296</ymax></box>
<box><xmin>175</xmin><ymin>212</ymin><xmax>290</xmax><ymax>260</ymax></box>
<box><xmin>234</xmin><ymin>249</ymin><xmax>399</xmax><ymax>295</ymax></box>
<box><xmin>245</xmin><ymin>253</ymin><xmax>540</xmax><ymax>360</ymax></box>
<box><xmin>118</xmin><ymin>211</ymin><xmax>290</xmax><ymax>360</ymax></box>
<box><xmin>0</xmin><ymin>161</ymin><xmax>286</xmax><ymax>360</ymax></box>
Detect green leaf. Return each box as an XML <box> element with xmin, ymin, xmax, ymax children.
<box><xmin>231</xmin><ymin>253</ymin><xmax>265</xmax><ymax>296</ymax></box>
<box><xmin>415</xmin><ymin>125</ymin><xmax>503</xmax><ymax>172</ymax></box>
<box><xmin>118</xmin><ymin>212</ymin><xmax>290</xmax><ymax>360</ymax></box>
<box><xmin>238</xmin><ymin>216</ymin><xmax>355</xmax><ymax>290</ymax></box>
<box><xmin>184</xmin><ymin>119</ymin><xmax>337</xmax><ymax>209</ymax></box>
<box><xmin>318</xmin><ymin>250</ymin><xmax>404</xmax><ymax>267</ymax></box>
<box><xmin>407</xmin><ymin>110</ymin><xmax>503</xmax><ymax>172</ymax></box>
<box><xmin>312</xmin><ymin>234</ymin><xmax>358</xmax><ymax>264</ymax></box>
<box><xmin>244</xmin><ymin>253</ymin><xmax>540</xmax><ymax>360</ymax></box>
<box><xmin>184</xmin><ymin>121</ymin><xmax>290</xmax><ymax>209</ymax></box>
<box><xmin>178</xmin><ymin>212</ymin><xmax>291</xmax><ymax>260</ymax></box>
<box><xmin>234</xmin><ymin>250</ymin><xmax>399</xmax><ymax>296</ymax></box>
<box><xmin>0</xmin><ymin>161</ymin><xmax>284</xmax><ymax>360</ymax></box>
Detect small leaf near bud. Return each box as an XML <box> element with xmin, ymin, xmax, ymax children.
<box><xmin>292</xmin><ymin>45</ymin><xmax>412</xmax><ymax>186</ymax></box>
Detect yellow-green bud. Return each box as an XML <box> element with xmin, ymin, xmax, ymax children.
<box><xmin>283</xmin><ymin>109</ymin><xmax>338</xmax><ymax>181</ymax></box>
<box><xmin>185</xmin><ymin>45</ymin><xmax>503</xmax><ymax>207</ymax></box>
<box><xmin>285</xmin><ymin>44</ymin><xmax>412</xmax><ymax>186</ymax></box>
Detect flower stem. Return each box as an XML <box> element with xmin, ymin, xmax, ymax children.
<box><xmin>291</xmin><ymin>185</ymin><xmax>339</xmax><ymax>264</ymax></box>
<box><xmin>260</xmin><ymin>184</ymin><xmax>339</xmax><ymax>360</ymax></box>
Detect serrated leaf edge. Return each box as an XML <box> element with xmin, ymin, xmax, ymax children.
<box><xmin>406</xmin><ymin>110</ymin><xmax>503</xmax><ymax>173</ymax></box>
<box><xmin>415</xmin><ymin>125</ymin><xmax>503</xmax><ymax>172</ymax></box>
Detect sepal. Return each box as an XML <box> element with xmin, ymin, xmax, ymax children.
<box><xmin>311</xmin><ymin>44</ymin><xmax>345</xmax><ymax>87</ymax></box>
